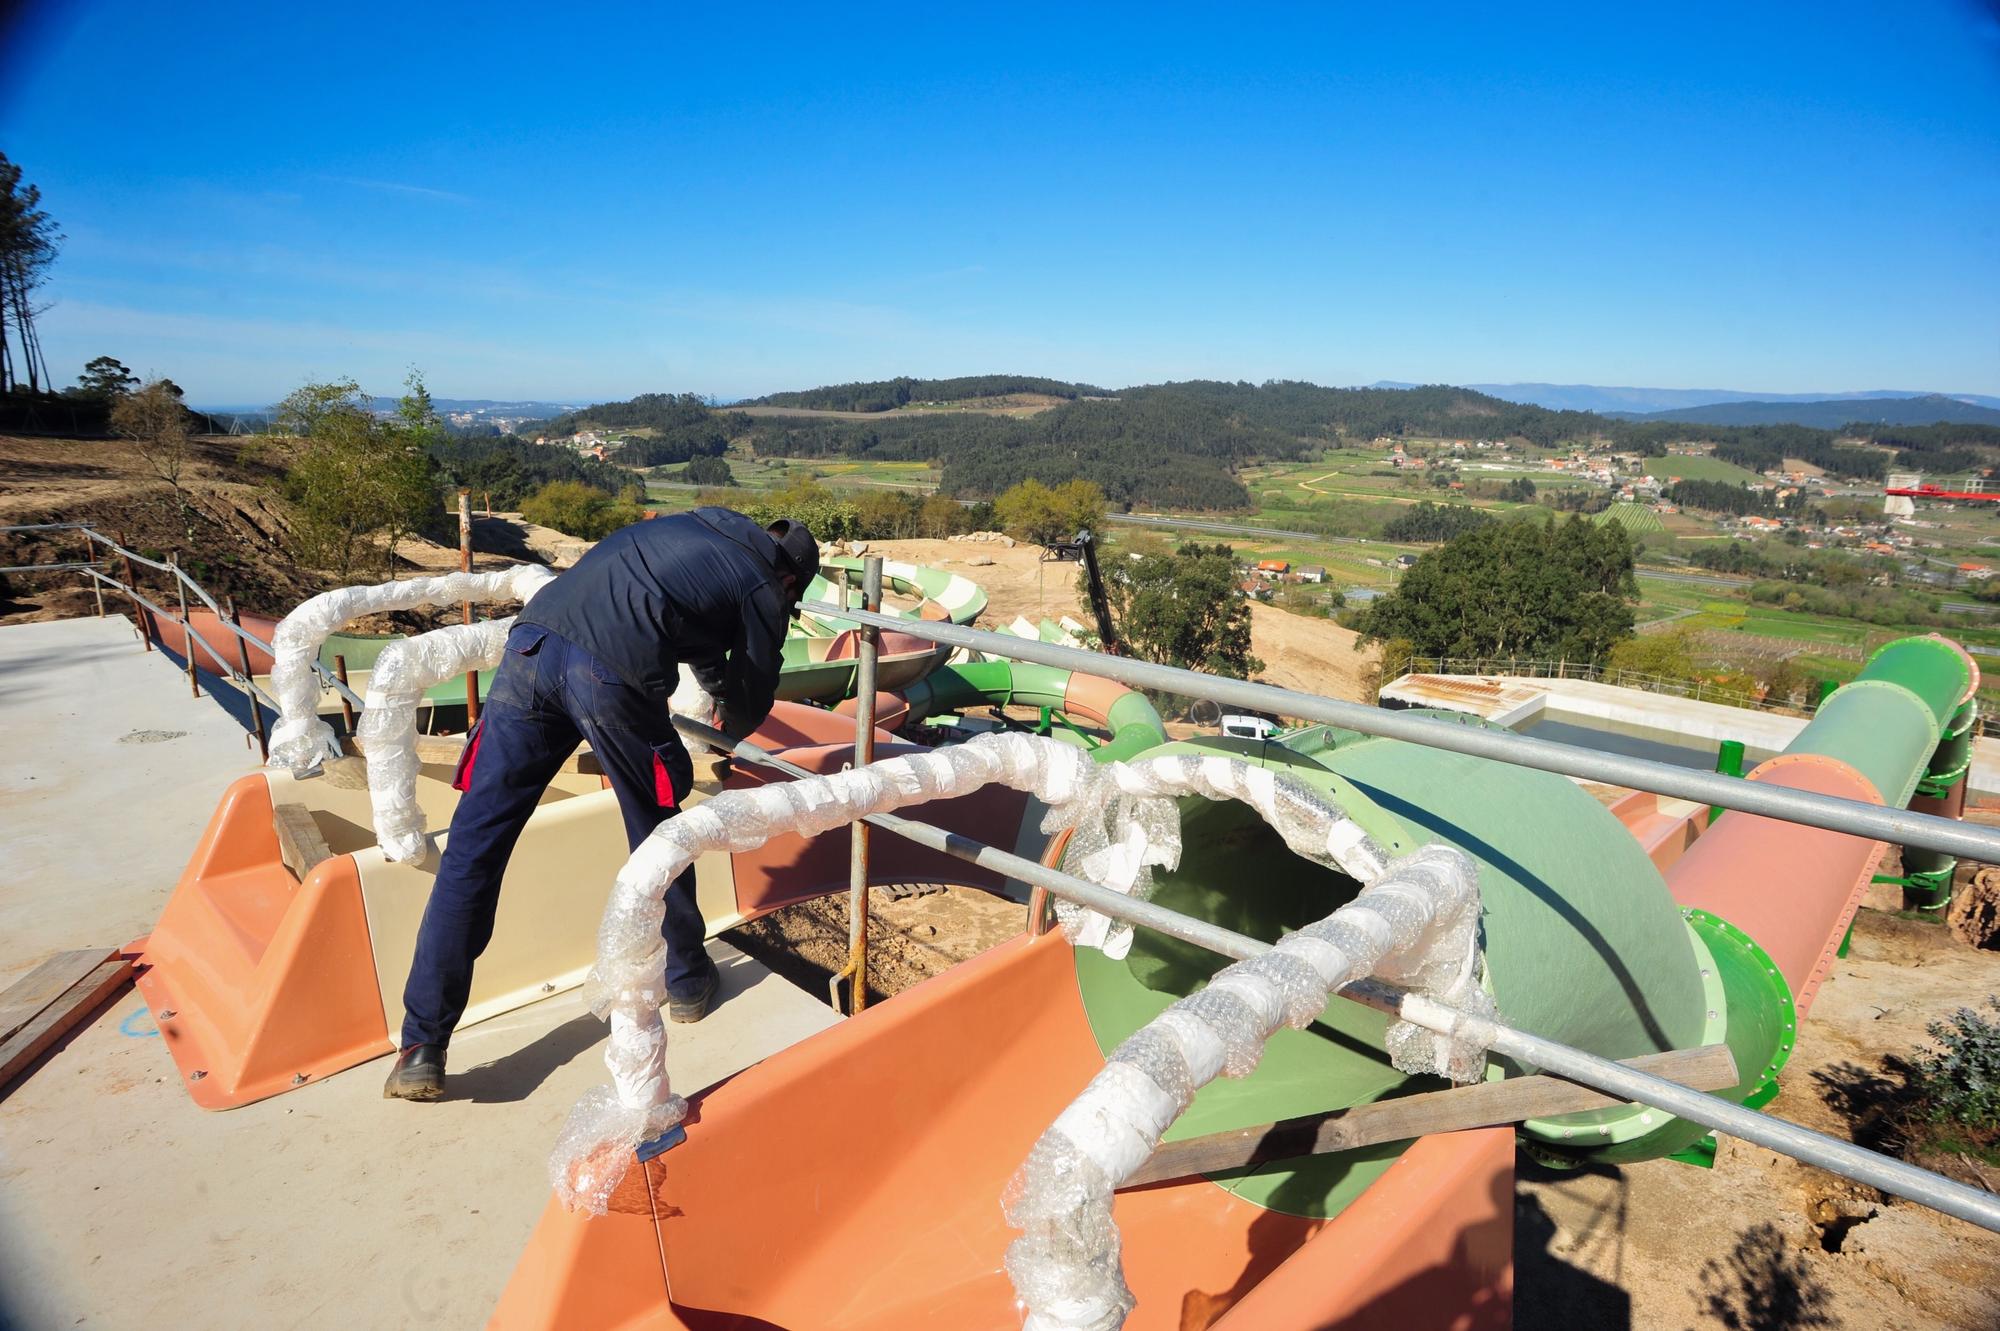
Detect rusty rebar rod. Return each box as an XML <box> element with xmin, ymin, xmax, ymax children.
<box><xmin>117</xmin><ymin>540</ymin><xmax>151</xmax><ymax>651</ymax></box>
<box><xmin>333</xmin><ymin>654</ymin><xmax>357</xmax><ymax>738</ymax></box>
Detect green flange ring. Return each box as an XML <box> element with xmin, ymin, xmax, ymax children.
<box><xmin>1520</xmin><ymin>908</ymin><xmax>1796</xmax><ymax>1166</ymax></box>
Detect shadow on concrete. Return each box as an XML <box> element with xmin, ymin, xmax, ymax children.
<box><xmin>450</xmin><ymin>1014</ymin><xmax>605</xmax><ymax>1103</ymax></box>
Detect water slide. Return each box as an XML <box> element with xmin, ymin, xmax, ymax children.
<box><xmin>130</xmin><ymin>560</ymin><xmax>1163</xmax><ymax>1109</ymax></box>
<box><xmin>492</xmin><ymin>634</ymin><xmax>1978</xmax><ymax>1329</ymax></box>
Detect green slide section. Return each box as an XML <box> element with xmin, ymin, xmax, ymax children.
<box><xmin>1786</xmin><ymin>636</ymin><xmax>1969</xmax><ymax>807</ymax></box>
<box><xmin>902</xmin><ymin>661</ymin><xmax>1167</xmax><ymax>762</ymax></box>
<box><xmin>319</xmin><ymin>631</ymin><xmax>496</xmax><ymax>707</ymax></box>
<box><xmin>1072</xmin><ymin>715</ymin><xmax>1709</xmax><ymax>1218</ymax></box>
<box><xmin>800</xmin><ymin>555</ymin><xmax>988</xmax><ymax>635</ymax></box>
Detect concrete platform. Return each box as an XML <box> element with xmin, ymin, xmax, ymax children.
<box><xmin>0</xmin><ymin>615</ymin><xmax>263</xmax><ymax>987</ymax></box>
<box><xmin>0</xmin><ymin>615</ymin><xmax>842</xmax><ymax>1328</ymax></box>
<box><xmin>1383</xmin><ymin>672</ymin><xmax>2000</xmax><ymax>799</ymax></box>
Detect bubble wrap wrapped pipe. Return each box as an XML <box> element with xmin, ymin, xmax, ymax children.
<box><xmin>358</xmin><ymin>618</ymin><xmax>519</xmax><ymax>862</ymax></box>
<box><xmin>1002</xmin><ymin>840</ymin><xmax>1489</xmax><ymax>1331</ymax></box>
<box><xmin>547</xmin><ymin>735</ymin><xmax>1453</xmax><ymax>1226</ymax></box>
<box><xmin>263</xmin><ymin>565</ymin><xmax>556</xmax><ymax>774</ymax></box>
<box><xmin>552</xmin><ymin>732</ymin><xmax>1121</xmax><ymax>1213</ymax></box>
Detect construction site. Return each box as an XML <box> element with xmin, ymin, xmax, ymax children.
<box><xmin>0</xmin><ymin>503</ymin><xmax>1997</xmax><ymax>1331</ymax></box>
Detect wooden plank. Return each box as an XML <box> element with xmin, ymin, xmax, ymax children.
<box><xmin>1121</xmin><ymin>1043</ymin><xmax>1739</xmax><ymax>1189</ymax></box>
<box><xmin>0</xmin><ymin>957</ymin><xmax>134</xmax><ymax>1095</ymax></box>
<box><xmin>0</xmin><ymin>949</ymin><xmax>117</xmax><ymax>1045</ymax></box>
<box><xmin>273</xmin><ymin>803</ymin><xmax>335</xmax><ymax>881</ymax></box>
<box><xmin>344</xmin><ymin>732</ymin><xmax>467</xmax><ymax>766</ymax></box>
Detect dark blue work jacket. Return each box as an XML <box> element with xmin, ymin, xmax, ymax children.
<box><xmin>518</xmin><ymin>507</ymin><xmax>790</xmax><ymax>737</ymax></box>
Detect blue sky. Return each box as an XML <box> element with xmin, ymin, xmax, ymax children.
<box><xmin>2</xmin><ymin>1</ymin><xmax>1997</xmax><ymax>406</ymax></box>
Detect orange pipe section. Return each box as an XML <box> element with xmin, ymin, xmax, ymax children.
<box><xmin>142</xmin><ymin>608</ymin><xmax>279</xmax><ymax>674</ymax></box>
<box><xmin>1665</xmin><ymin>753</ymin><xmax>1888</xmax><ymax>1016</ymax></box>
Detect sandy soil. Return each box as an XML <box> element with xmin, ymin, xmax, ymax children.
<box><xmin>850</xmin><ymin>538</ymin><xmax>1381</xmax><ymax>706</ymax></box>
<box><xmin>1519</xmin><ymin>907</ymin><xmax>2000</xmax><ymax>1331</ymax></box>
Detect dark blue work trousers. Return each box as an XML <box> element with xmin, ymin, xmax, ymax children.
<box><xmin>399</xmin><ymin>623</ymin><xmax>713</xmax><ymax>1050</ymax></box>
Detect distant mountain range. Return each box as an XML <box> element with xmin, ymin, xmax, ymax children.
<box><xmin>1372</xmin><ymin>381</ymin><xmax>2000</xmax><ymax>417</ymax></box>
<box><xmin>193</xmin><ymin>396</ymin><xmax>578</xmax><ymax>419</ymax></box>
<box><xmin>1604</xmin><ymin>394</ymin><xmax>2000</xmax><ymax>429</ymax></box>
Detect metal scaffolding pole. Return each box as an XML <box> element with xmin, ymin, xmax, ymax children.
<box><xmin>829</xmin><ymin>555</ymin><xmax>884</xmax><ymax>1014</ymax></box>
<box><xmin>796</xmin><ymin>601</ymin><xmax>2000</xmax><ymax>864</ymax></box>
<box><xmin>671</xmin><ymin>713</ymin><xmax>2000</xmax><ymax>1237</ymax></box>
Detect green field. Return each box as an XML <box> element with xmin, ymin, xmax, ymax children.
<box><xmin>1595</xmin><ymin>504</ymin><xmax>1665</xmax><ymax>533</ymax></box>
<box><xmin>1643</xmin><ymin>453</ymin><xmax>1764</xmax><ymax>485</ymax></box>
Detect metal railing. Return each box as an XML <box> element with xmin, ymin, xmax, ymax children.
<box><xmin>1</xmin><ymin>522</ymin><xmax>366</xmax><ymax>758</ymax></box>
<box><xmin>671</xmin><ymin>712</ymin><xmax>2000</xmax><ymax>1235</ymax></box>
<box><xmin>794</xmin><ymin>600</ymin><xmax>2000</xmax><ymax>864</ymax></box>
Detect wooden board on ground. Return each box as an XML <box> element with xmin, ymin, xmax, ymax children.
<box><xmin>0</xmin><ymin>948</ymin><xmax>134</xmax><ymax>1095</ymax></box>
<box><xmin>1122</xmin><ymin>1043</ymin><xmax>1738</xmax><ymax>1188</ymax></box>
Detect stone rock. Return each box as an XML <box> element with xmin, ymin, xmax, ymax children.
<box><xmin>1948</xmin><ymin>866</ymin><xmax>2000</xmax><ymax>949</ymax></box>
<box><xmin>965</xmin><ymin>555</ymin><xmax>995</xmax><ymax>567</ymax></box>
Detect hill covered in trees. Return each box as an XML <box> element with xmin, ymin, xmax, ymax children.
<box><xmin>543</xmin><ymin>377</ymin><xmax>2000</xmax><ymax>514</ymax></box>
<box><xmin>747</xmin><ymin>374</ymin><xmax>1106</xmax><ymax>412</ymax></box>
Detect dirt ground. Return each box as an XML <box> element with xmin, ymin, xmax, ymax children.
<box><xmin>848</xmin><ymin>537</ymin><xmax>1381</xmax><ymax>705</ymax></box>
<box><xmin>0</xmin><ymin>432</ymin><xmax>320</xmax><ymax>623</ymax></box>
<box><xmin>0</xmin><ymin>434</ymin><xmax>572</xmax><ymax>634</ymax></box>
<box><xmin>1518</xmin><ymin>906</ymin><xmax>2000</xmax><ymax>1331</ymax></box>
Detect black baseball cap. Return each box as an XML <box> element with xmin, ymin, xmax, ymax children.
<box><xmin>766</xmin><ymin>518</ymin><xmax>820</xmax><ymax>591</ymax></box>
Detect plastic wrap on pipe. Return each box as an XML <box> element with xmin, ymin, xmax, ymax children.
<box><xmin>668</xmin><ymin>664</ymin><xmax>720</xmax><ymax>721</ymax></box>
<box><xmin>1048</xmin><ymin>752</ymin><xmax>1392</xmax><ymax>957</ymax></box>
<box><xmin>263</xmin><ymin>564</ymin><xmax>556</xmax><ymax>773</ymax></box>
<box><xmin>357</xmin><ymin>618</ymin><xmax>516</xmax><ymax>862</ymax></box>
<box><xmin>1002</xmin><ymin>841</ymin><xmax>1488</xmax><ymax>1331</ymax></box>
<box><xmin>552</xmin><ymin>732</ymin><xmax>1109</xmax><ymax>1214</ymax></box>
<box><xmin>550</xmin><ymin>734</ymin><xmax>1410</xmax><ymax>1224</ymax></box>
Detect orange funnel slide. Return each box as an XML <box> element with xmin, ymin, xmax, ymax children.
<box><xmin>494</xmin><ymin>931</ymin><xmax>1512</xmax><ymax>1331</ymax></box>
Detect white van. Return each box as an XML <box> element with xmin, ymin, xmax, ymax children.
<box><xmin>1219</xmin><ymin>715</ymin><xmax>1278</xmax><ymax>741</ymax></box>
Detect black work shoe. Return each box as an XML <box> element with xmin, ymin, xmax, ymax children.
<box><xmin>383</xmin><ymin>1043</ymin><xmax>446</xmax><ymax>1101</ymax></box>
<box><xmin>667</xmin><ymin>970</ymin><xmax>720</xmax><ymax>1024</ymax></box>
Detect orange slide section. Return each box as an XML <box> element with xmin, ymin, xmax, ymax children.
<box><xmin>493</xmin><ymin>930</ymin><xmax>1512</xmax><ymax>1331</ymax></box>
<box><xmin>135</xmin><ymin>774</ymin><xmax>389</xmax><ymax>1108</ymax></box>
<box><xmin>134</xmin><ymin>702</ymin><xmax>1040</xmax><ymax>1109</ymax></box>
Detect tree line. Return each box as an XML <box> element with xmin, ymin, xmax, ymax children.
<box><xmin>748</xmin><ymin>374</ymin><xmax>1106</xmax><ymax>412</ymax></box>
<box><xmin>1360</xmin><ymin>515</ymin><xmax>1638</xmax><ymax>664</ymax></box>
<box><xmin>1381</xmin><ymin>501</ymin><xmax>1495</xmax><ymax>542</ymax></box>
